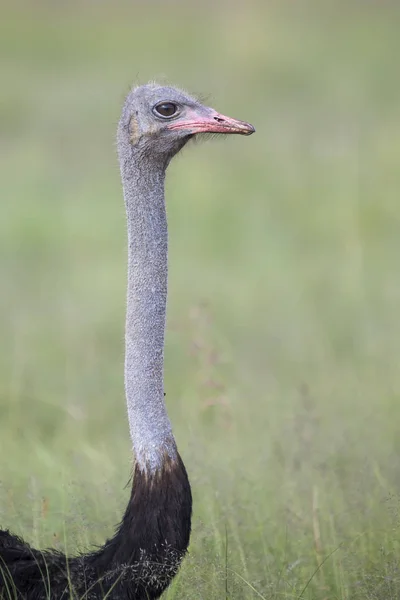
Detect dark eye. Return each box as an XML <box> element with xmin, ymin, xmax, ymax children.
<box><xmin>153</xmin><ymin>102</ymin><xmax>179</xmax><ymax>118</ymax></box>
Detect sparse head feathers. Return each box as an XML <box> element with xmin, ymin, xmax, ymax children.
<box><xmin>131</xmin><ymin>82</ymin><xmax>200</xmax><ymax>105</ymax></box>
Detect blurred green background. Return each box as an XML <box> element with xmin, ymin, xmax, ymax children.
<box><xmin>1</xmin><ymin>1</ymin><xmax>400</xmax><ymax>598</ymax></box>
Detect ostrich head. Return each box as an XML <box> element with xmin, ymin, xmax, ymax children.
<box><xmin>118</xmin><ymin>83</ymin><xmax>255</xmax><ymax>161</ymax></box>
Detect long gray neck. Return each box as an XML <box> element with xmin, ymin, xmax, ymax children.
<box><xmin>118</xmin><ymin>135</ymin><xmax>177</xmax><ymax>473</ymax></box>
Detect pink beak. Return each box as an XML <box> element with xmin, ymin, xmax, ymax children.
<box><xmin>167</xmin><ymin>109</ymin><xmax>255</xmax><ymax>136</ymax></box>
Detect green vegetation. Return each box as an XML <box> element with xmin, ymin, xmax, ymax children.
<box><xmin>1</xmin><ymin>2</ymin><xmax>400</xmax><ymax>598</ymax></box>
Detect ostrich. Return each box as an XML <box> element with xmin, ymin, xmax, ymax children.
<box><xmin>0</xmin><ymin>83</ymin><xmax>254</xmax><ymax>599</ymax></box>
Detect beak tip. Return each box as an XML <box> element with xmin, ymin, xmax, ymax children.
<box><xmin>236</xmin><ymin>121</ymin><xmax>255</xmax><ymax>136</ymax></box>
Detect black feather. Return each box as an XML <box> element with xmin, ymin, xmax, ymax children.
<box><xmin>0</xmin><ymin>454</ymin><xmax>192</xmax><ymax>599</ymax></box>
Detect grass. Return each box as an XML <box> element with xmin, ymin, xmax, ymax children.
<box><xmin>1</xmin><ymin>1</ymin><xmax>400</xmax><ymax>598</ymax></box>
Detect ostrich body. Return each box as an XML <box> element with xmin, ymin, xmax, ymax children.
<box><xmin>0</xmin><ymin>83</ymin><xmax>254</xmax><ymax>599</ymax></box>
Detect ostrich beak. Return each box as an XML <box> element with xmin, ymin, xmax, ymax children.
<box><xmin>167</xmin><ymin>109</ymin><xmax>255</xmax><ymax>136</ymax></box>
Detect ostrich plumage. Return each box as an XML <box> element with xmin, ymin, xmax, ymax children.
<box><xmin>0</xmin><ymin>83</ymin><xmax>254</xmax><ymax>599</ymax></box>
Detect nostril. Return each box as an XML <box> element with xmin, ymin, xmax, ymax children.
<box><xmin>213</xmin><ymin>116</ymin><xmax>225</xmax><ymax>123</ymax></box>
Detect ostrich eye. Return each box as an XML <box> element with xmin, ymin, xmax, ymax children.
<box><xmin>153</xmin><ymin>102</ymin><xmax>179</xmax><ymax>118</ymax></box>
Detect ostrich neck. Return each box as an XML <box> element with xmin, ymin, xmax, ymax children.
<box><xmin>119</xmin><ymin>144</ymin><xmax>177</xmax><ymax>473</ymax></box>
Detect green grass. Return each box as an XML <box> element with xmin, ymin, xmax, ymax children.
<box><xmin>1</xmin><ymin>1</ymin><xmax>400</xmax><ymax>598</ymax></box>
